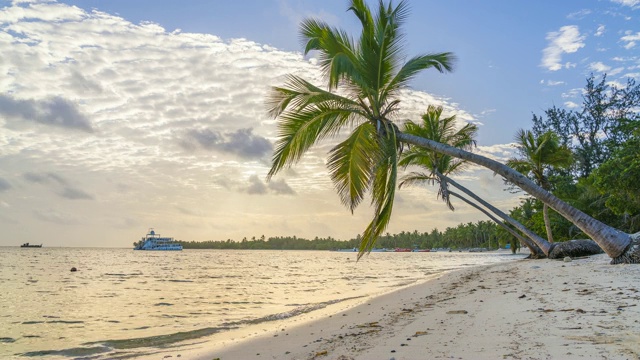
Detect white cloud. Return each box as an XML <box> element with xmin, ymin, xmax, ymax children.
<box><xmin>595</xmin><ymin>24</ymin><xmax>606</xmax><ymax>37</ymax></box>
<box><xmin>543</xmin><ymin>80</ymin><xmax>566</xmax><ymax>86</ymax></box>
<box><xmin>564</xmin><ymin>101</ymin><xmax>580</xmax><ymax>109</ymax></box>
<box><xmin>611</xmin><ymin>0</ymin><xmax>640</xmax><ymax>8</ymax></box>
<box><xmin>621</xmin><ymin>31</ymin><xmax>640</xmax><ymax>49</ymax></box>
<box><xmin>589</xmin><ymin>61</ymin><xmax>612</xmax><ymax>72</ymax></box>
<box><xmin>567</xmin><ymin>9</ymin><xmax>591</xmax><ymax>20</ymax></box>
<box><xmin>541</xmin><ymin>25</ymin><xmax>586</xmax><ymax>71</ymax></box>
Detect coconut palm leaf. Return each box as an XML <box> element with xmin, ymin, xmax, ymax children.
<box><xmin>327</xmin><ymin>123</ymin><xmax>378</xmax><ymax>212</ymax></box>
<box><xmin>359</xmin><ymin>129</ymin><xmax>400</xmax><ymax>257</ymax></box>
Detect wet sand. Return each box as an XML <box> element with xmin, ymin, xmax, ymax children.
<box><xmin>183</xmin><ymin>253</ymin><xmax>640</xmax><ymax>360</ymax></box>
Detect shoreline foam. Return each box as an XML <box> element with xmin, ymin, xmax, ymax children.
<box><xmin>177</xmin><ymin>253</ymin><xmax>640</xmax><ymax>360</ymax></box>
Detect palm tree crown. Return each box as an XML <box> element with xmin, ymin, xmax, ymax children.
<box><xmin>507</xmin><ymin>129</ymin><xmax>572</xmax><ymax>190</ymax></box>
<box><xmin>507</xmin><ymin>129</ymin><xmax>573</xmax><ymax>243</ymax></box>
<box><xmin>266</xmin><ymin>0</ymin><xmax>454</xmax><ymax>257</ymax></box>
<box><xmin>399</xmin><ymin>105</ymin><xmax>477</xmax><ymax>209</ymax></box>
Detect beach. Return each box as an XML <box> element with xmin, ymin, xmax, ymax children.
<box><xmin>186</xmin><ymin>253</ymin><xmax>640</xmax><ymax>360</ymax></box>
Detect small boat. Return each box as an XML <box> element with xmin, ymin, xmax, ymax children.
<box><xmin>412</xmin><ymin>248</ymin><xmax>431</xmax><ymax>252</ymax></box>
<box><xmin>134</xmin><ymin>229</ymin><xmax>182</xmax><ymax>251</ymax></box>
<box><xmin>334</xmin><ymin>248</ymin><xmax>357</xmax><ymax>252</ymax></box>
<box><xmin>394</xmin><ymin>248</ymin><xmax>412</xmax><ymax>252</ymax></box>
<box><xmin>20</xmin><ymin>243</ymin><xmax>42</xmax><ymax>248</ymax></box>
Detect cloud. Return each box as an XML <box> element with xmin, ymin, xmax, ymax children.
<box><xmin>0</xmin><ymin>95</ymin><xmax>93</xmax><ymax>132</ymax></box>
<box><xmin>474</xmin><ymin>144</ymin><xmax>517</xmax><ymax>163</ymax></box>
<box><xmin>564</xmin><ymin>101</ymin><xmax>580</xmax><ymax>109</ymax></box>
<box><xmin>23</xmin><ymin>172</ymin><xmax>67</xmax><ymax>185</ymax></box>
<box><xmin>33</xmin><ymin>209</ymin><xmax>80</xmax><ymax>225</ymax></box>
<box><xmin>542</xmin><ymin>80</ymin><xmax>566</xmax><ymax>86</ymax></box>
<box><xmin>621</xmin><ymin>31</ymin><xmax>640</xmax><ymax>49</ymax></box>
<box><xmin>179</xmin><ymin>128</ymin><xmax>272</xmax><ymax>159</ymax></box>
<box><xmin>0</xmin><ymin>177</ymin><xmax>11</xmax><ymax>191</ymax></box>
<box><xmin>23</xmin><ymin>171</ymin><xmax>93</xmax><ymax>200</ymax></box>
<box><xmin>567</xmin><ymin>9</ymin><xmax>591</xmax><ymax>20</ymax></box>
<box><xmin>244</xmin><ymin>174</ymin><xmax>295</xmax><ymax>195</ymax></box>
<box><xmin>268</xmin><ymin>178</ymin><xmax>296</xmax><ymax>195</ymax></box>
<box><xmin>246</xmin><ymin>174</ymin><xmax>268</xmax><ymax>194</ymax></box>
<box><xmin>589</xmin><ymin>61</ymin><xmax>611</xmax><ymax>72</ymax></box>
<box><xmin>595</xmin><ymin>25</ymin><xmax>606</xmax><ymax>37</ymax></box>
<box><xmin>541</xmin><ymin>25</ymin><xmax>586</xmax><ymax>71</ymax></box>
<box><xmin>611</xmin><ymin>0</ymin><xmax>640</xmax><ymax>8</ymax></box>
<box><xmin>58</xmin><ymin>187</ymin><xmax>94</xmax><ymax>200</ymax></box>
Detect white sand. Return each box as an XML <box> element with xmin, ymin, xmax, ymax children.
<box><xmin>178</xmin><ymin>254</ymin><xmax>640</xmax><ymax>360</ymax></box>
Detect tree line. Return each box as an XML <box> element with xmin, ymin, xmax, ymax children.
<box><xmin>181</xmin><ymin>219</ymin><xmax>514</xmax><ymax>251</ymax></box>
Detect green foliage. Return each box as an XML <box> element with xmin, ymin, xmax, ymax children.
<box><xmin>180</xmin><ymin>219</ymin><xmax>502</xmax><ymax>251</ymax></box>
<box><xmin>586</xmin><ymin>125</ymin><xmax>640</xmax><ymax>232</ymax></box>
<box><xmin>399</xmin><ymin>105</ymin><xmax>477</xmax><ymax>210</ymax></box>
<box><xmin>532</xmin><ymin>74</ymin><xmax>640</xmax><ymax>178</ymax></box>
<box><xmin>507</xmin><ymin>129</ymin><xmax>573</xmax><ymax>191</ymax></box>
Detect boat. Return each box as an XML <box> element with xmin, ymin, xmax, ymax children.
<box><xmin>134</xmin><ymin>229</ymin><xmax>183</xmax><ymax>251</ymax></box>
<box><xmin>334</xmin><ymin>248</ymin><xmax>357</xmax><ymax>252</ymax></box>
<box><xmin>20</xmin><ymin>243</ymin><xmax>42</xmax><ymax>248</ymax></box>
<box><xmin>394</xmin><ymin>248</ymin><xmax>412</xmax><ymax>252</ymax></box>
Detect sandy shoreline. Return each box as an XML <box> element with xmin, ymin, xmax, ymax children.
<box><xmin>178</xmin><ymin>254</ymin><xmax>640</xmax><ymax>360</ymax></box>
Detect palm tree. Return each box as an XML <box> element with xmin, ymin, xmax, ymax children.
<box><xmin>267</xmin><ymin>0</ymin><xmax>637</xmax><ymax>263</ymax></box>
<box><xmin>507</xmin><ymin>130</ymin><xmax>573</xmax><ymax>243</ymax></box>
<box><xmin>397</xmin><ymin>105</ymin><xmax>547</xmax><ymax>256</ymax></box>
<box><xmin>398</xmin><ymin>105</ymin><xmax>476</xmax><ymax>210</ymax></box>
<box><xmin>267</xmin><ymin>0</ymin><xmax>454</xmax><ymax>258</ymax></box>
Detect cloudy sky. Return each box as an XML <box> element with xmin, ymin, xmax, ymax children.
<box><xmin>0</xmin><ymin>0</ymin><xmax>638</xmax><ymax>247</ymax></box>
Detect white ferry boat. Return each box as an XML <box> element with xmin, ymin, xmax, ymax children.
<box><xmin>134</xmin><ymin>228</ymin><xmax>183</xmax><ymax>251</ymax></box>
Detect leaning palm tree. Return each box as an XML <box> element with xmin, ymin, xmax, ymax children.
<box><xmin>267</xmin><ymin>0</ymin><xmax>638</xmax><ymax>263</ymax></box>
<box><xmin>448</xmin><ymin>190</ymin><xmax>545</xmax><ymax>257</ymax></box>
<box><xmin>506</xmin><ymin>130</ymin><xmax>573</xmax><ymax>243</ymax></box>
<box><xmin>397</xmin><ymin>106</ymin><xmax>548</xmax><ymax>256</ymax></box>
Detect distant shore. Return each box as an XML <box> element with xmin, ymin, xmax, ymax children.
<box><xmin>178</xmin><ymin>253</ymin><xmax>640</xmax><ymax>360</ymax></box>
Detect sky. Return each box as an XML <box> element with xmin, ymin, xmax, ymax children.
<box><xmin>0</xmin><ymin>0</ymin><xmax>638</xmax><ymax>247</ymax></box>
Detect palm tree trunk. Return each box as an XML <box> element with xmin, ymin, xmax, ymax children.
<box><xmin>437</xmin><ymin>171</ymin><xmax>552</xmax><ymax>255</ymax></box>
<box><xmin>543</xmin><ymin>203</ymin><xmax>554</xmax><ymax>243</ymax></box>
<box><xmin>449</xmin><ymin>191</ymin><xmax>545</xmax><ymax>257</ymax></box>
<box><xmin>398</xmin><ymin>132</ymin><xmax>632</xmax><ymax>260</ymax></box>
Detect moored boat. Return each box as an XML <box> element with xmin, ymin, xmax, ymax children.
<box><xmin>20</xmin><ymin>243</ymin><xmax>42</xmax><ymax>248</ymax></box>
<box><xmin>134</xmin><ymin>229</ymin><xmax>182</xmax><ymax>251</ymax></box>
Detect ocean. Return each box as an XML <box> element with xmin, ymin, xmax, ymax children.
<box><xmin>0</xmin><ymin>247</ymin><xmax>525</xmax><ymax>359</ymax></box>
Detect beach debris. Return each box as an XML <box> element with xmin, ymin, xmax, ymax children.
<box><xmin>70</xmin><ymin>267</ymin><xmax>77</xmax><ymax>272</ymax></box>
<box><xmin>564</xmin><ymin>256</ymin><xmax>573</xmax><ymax>262</ymax></box>
<box><xmin>356</xmin><ymin>321</ymin><xmax>381</xmax><ymax>328</ymax></box>
<box><xmin>413</xmin><ymin>331</ymin><xmax>428</xmax><ymax>337</ymax></box>
<box><xmin>518</xmin><ymin>294</ymin><xmax>526</xmax><ymax>299</ymax></box>
<box><xmin>314</xmin><ymin>350</ymin><xmax>328</xmax><ymax>357</ymax></box>
<box><xmin>446</xmin><ymin>310</ymin><xmax>468</xmax><ymax>314</ymax></box>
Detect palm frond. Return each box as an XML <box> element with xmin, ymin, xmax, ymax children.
<box><xmin>266</xmin><ymin>75</ymin><xmax>360</xmax><ymax>118</ymax></box>
<box><xmin>384</xmin><ymin>53</ymin><xmax>456</xmax><ymax>96</ymax></box>
<box><xmin>357</xmin><ymin>127</ymin><xmax>399</xmax><ymax>259</ymax></box>
<box><xmin>268</xmin><ymin>105</ymin><xmax>359</xmax><ymax>179</ymax></box>
<box><xmin>299</xmin><ymin>19</ymin><xmax>359</xmax><ymax>91</ymax></box>
<box><xmin>327</xmin><ymin>123</ymin><xmax>378</xmax><ymax>212</ymax></box>
<box><xmin>398</xmin><ymin>172</ymin><xmax>437</xmax><ymax>188</ymax></box>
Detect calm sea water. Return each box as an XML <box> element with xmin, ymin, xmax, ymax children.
<box><xmin>0</xmin><ymin>247</ymin><xmax>524</xmax><ymax>359</ymax></box>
